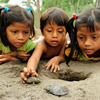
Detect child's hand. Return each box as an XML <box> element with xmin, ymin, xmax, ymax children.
<box><xmin>0</xmin><ymin>55</ymin><xmax>17</xmax><ymax>64</ymax></box>
<box><xmin>45</xmin><ymin>56</ymin><xmax>60</xmax><ymax>73</ymax></box>
<box><xmin>20</xmin><ymin>67</ymin><xmax>38</xmax><ymax>83</ymax></box>
<box><xmin>16</xmin><ymin>51</ymin><xmax>31</xmax><ymax>61</ymax></box>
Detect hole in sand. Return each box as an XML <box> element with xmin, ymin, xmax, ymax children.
<box><xmin>57</xmin><ymin>69</ymin><xmax>91</xmax><ymax>81</ymax></box>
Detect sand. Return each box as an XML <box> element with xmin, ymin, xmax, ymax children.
<box><xmin>0</xmin><ymin>60</ymin><xmax>100</xmax><ymax>100</ymax></box>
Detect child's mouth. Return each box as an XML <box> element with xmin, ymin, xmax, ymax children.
<box><xmin>51</xmin><ymin>41</ymin><xmax>58</xmax><ymax>44</ymax></box>
<box><xmin>84</xmin><ymin>49</ymin><xmax>93</xmax><ymax>54</ymax></box>
<box><xmin>16</xmin><ymin>42</ymin><xmax>24</xmax><ymax>46</ymax></box>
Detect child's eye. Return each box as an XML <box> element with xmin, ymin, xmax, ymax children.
<box><xmin>58</xmin><ymin>29</ymin><xmax>64</xmax><ymax>33</ymax></box>
<box><xmin>24</xmin><ymin>31</ymin><xmax>29</xmax><ymax>34</ymax></box>
<box><xmin>11</xmin><ymin>30</ymin><xmax>17</xmax><ymax>33</ymax></box>
<box><xmin>78</xmin><ymin>36</ymin><xmax>85</xmax><ymax>40</ymax></box>
<box><xmin>58</xmin><ymin>31</ymin><xmax>64</xmax><ymax>33</ymax></box>
<box><xmin>47</xmin><ymin>30</ymin><xmax>52</xmax><ymax>32</ymax></box>
<box><xmin>92</xmin><ymin>36</ymin><xmax>98</xmax><ymax>39</ymax></box>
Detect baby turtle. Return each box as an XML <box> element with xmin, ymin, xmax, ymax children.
<box><xmin>45</xmin><ymin>85</ymin><xmax>68</xmax><ymax>96</ymax></box>
<box><xmin>25</xmin><ymin>77</ymin><xmax>40</xmax><ymax>84</ymax></box>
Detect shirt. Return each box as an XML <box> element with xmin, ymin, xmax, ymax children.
<box><xmin>0</xmin><ymin>39</ymin><xmax>37</xmax><ymax>53</ymax></box>
<box><xmin>65</xmin><ymin>45</ymin><xmax>100</xmax><ymax>61</ymax></box>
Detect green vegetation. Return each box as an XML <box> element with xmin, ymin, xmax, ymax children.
<box><xmin>41</xmin><ymin>0</ymin><xmax>95</xmax><ymax>18</ymax></box>
<box><xmin>0</xmin><ymin>0</ymin><xmax>98</xmax><ymax>27</ymax></box>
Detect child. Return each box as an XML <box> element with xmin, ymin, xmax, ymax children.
<box><xmin>0</xmin><ymin>5</ymin><xmax>36</xmax><ymax>64</ymax></box>
<box><xmin>21</xmin><ymin>7</ymin><xmax>69</xmax><ymax>83</ymax></box>
<box><xmin>65</xmin><ymin>7</ymin><xmax>100</xmax><ymax>64</ymax></box>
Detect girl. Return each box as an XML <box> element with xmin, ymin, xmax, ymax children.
<box><xmin>0</xmin><ymin>5</ymin><xmax>36</xmax><ymax>64</ymax></box>
<box><xmin>21</xmin><ymin>7</ymin><xmax>69</xmax><ymax>83</ymax></box>
<box><xmin>65</xmin><ymin>7</ymin><xmax>100</xmax><ymax>64</ymax></box>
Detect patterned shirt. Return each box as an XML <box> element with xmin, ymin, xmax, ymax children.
<box><xmin>65</xmin><ymin>45</ymin><xmax>100</xmax><ymax>61</ymax></box>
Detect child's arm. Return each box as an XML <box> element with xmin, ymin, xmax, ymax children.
<box><xmin>0</xmin><ymin>51</ymin><xmax>17</xmax><ymax>64</ymax></box>
<box><xmin>45</xmin><ymin>39</ymin><xmax>66</xmax><ymax>72</ymax></box>
<box><xmin>21</xmin><ymin>41</ymin><xmax>45</xmax><ymax>83</ymax></box>
<box><xmin>7</xmin><ymin>50</ymin><xmax>31</xmax><ymax>62</ymax></box>
<box><xmin>0</xmin><ymin>50</ymin><xmax>31</xmax><ymax>64</ymax></box>
<box><xmin>16</xmin><ymin>50</ymin><xmax>31</xmax><ymax>62</ymax></box>
<box><xmin>57</xmin><ymin>38</ymin><xmax>67</xmax><ymax>61</ymax></box>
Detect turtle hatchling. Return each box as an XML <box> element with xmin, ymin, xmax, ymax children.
<box><xmin>45</xmin><ymin>85</ymin><xmax>68</xmax><ymax>96</ymax></box>
<box><xmin>26</xmin><ymin>77</ymin><xmax>40</xmax><ymax>84</ymax></box>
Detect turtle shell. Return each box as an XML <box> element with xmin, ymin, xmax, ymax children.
<box><xmin>45</xmin><ymin>85</ymin><xmax>68</xmax><ymax>96</ymax></box>
<box><xmin>26</xmin><ymin>77</ymin><xmax>40</xmax><ymax>84</ymax></box>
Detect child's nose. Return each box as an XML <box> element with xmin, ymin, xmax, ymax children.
<box><xmin>52</xmin><ymin>31</ymin><xmax>57</xmax><ymax>38</ymax></box>
<box><xmin>18</xmin><ymin>33</ymin><xmax>24</xmax><ymax>40</ymax></box>
<box><xmin>84</xmin><ymin>39</ymin><xmax>91</xmax><ymax>46</ymax></box>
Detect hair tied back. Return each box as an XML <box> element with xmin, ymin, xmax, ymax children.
<box><xmin>73</xmin><ymin>13</ymin><xmax>77</xmax><ymax>20</ymax></box>
<box><xmin>26</xmin><ymin>7</ymin><xmax>31</xmax><ymax>11</ymax></box>
<box><xmin>4</xmin><ymin>7</ymin><xmax>9</xmax><ymax>12</ymax></box>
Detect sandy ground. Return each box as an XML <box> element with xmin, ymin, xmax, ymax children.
<box><xmin>0</xmin><ymin>60</ymin><xmax>100</xmax><ymax>100</ymax></box>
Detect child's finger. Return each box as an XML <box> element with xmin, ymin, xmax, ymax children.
<box><xmin>50</xmin><ymin>64</ymin><xmax>55</xmax><ymax>72</ymax></box>
<box><xmin>58</xmin><ymin>66</ymin><xmax>60</xmax><ymax>70</ymax></box>
<box><xmin>20</xmin><ymin>55</ymin><xmax>30</xmax><ymax>59</ymax></box>
<box><xmin>22</xmin><ymin>57</ymin><xmax>29</xmax><ymax>61</ymax></box>
<box><xmin>29</xmin><ymin>67</ymin><xmax>36</xmax><ymax>75</ymax></box>
<box><xmin>23</xmin><ymin>67</ymin><xmax>29</xmax><ymax>77</ymax></box>
<box><xmin>0</xmin><ymin>55</ymin><xmax>4</xmax><ymax>58</ymax></box>
<box><xmin>29</xmin><ymin>67</ymin><xmax>38</xmax><ymax>77</ymax></box>
<box><xmin>18</xmin><ymin>52</ymin><xmax>30</xmax><ymax>58</ymax></box>
<box><xmin>45</xmin><ymin>61</ymin><xmax>49</xmax><ymax>66</ymax></box>
<box><xmin>0</xmin><ymin>57</ymin><xmax>8</xmax><ymax>64</ymax></box>
<box><xmin>45</xmin><ymin>63</ymin><xmax>51</xmax><ymax>69</ymax></box>
<box><xmin>35</xmin><ymin>73</ymin><xmax>39</xmax><ymax>77</ymax></box>
<box><xmin>0</xmin><ymin>58</ymin><xmax>7</xmax><ymax>61</ymax></box>
<box><xmin>30</xmin><ymin>68</ymin><xmax>38</xmax><ymax>77</ymax></box>
<box><xmin>53</xmin><ymin>65</ymin><xmax>60</xmax><ymax>73</ymax></box>
<box><xmin>0</xmin><ymin>55</ymin><xmax>7</xmax><ymax>58</ymax></box>
<box><xmin>30</xmin><ymin>67</ymin><xmax>34</xmax><ymax>73</ymax></box>
<box><xmin>23</xmin><ymin>54</ymin><xmax>30</xmax><ymax>57</ymax></box>
<box><xmin>20</xmin><ymin>72</ymin><xmax>27</xmax><ymax>83</ymax></box>
<box><xmin>31</xmin><ymin>71</ymin><xmax>39</xmax><ymax>77</ymax></box>
<box><xmin>26</xmin><ymin>53</ymin><xmax>31</xmax><ymax>56</ymax></box>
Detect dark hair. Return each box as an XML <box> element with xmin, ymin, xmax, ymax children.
<box><xmin>0</xmin><ymin>5</ymin><xmax>35</xmax><ymax>46</ymax></box>
<box><xmin>40</xmin><ymin>7</ymin><xmax>69</xmax><ymax>33</ymax></box>
<box><xmin>66</xmin><ymin>7</ymin><xmax>100</xmax><ymax>64</ymax></box>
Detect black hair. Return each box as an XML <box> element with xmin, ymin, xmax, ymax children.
<box><xmin>66</xmin><ymin>7</ymin><xmax>100</xmax><ymax>64</ymax></box>
<box><xmin>0</xmin><ymin>5</ymin><xmax>35</xmax><ymax>46</ymax></box>
<box><xmin>40</xmin><ymin>7</ymin><xmax>69</xmax><ymax>33</ymax></box>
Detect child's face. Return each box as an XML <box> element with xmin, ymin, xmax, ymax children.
<box><xmin>6</xmin><ymin>22</ymin><xmax>30</xmax><ymax>48</ymax></box>
<box><xmin>42</xmin><ymin>22</ymin><xmax>66</xmax><ymax>47</ymax></box>
<box><xmin>77</xmin><ymin>26</ymin><xmax>100</xmax><ymax>56</ymax></box>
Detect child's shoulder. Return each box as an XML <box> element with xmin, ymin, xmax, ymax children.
<box><xmin>34</xmin><ymin>36</ymin><xmax>44</xmax><ymax>43</ymax></box>
<box><xmin>35</xmin><ymin>37</ymin><xmax>46</xmax><ymax>48</ymax></box>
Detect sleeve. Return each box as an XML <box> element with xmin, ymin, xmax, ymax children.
<box><xmin>65</xmin><ymin>44</ymin><xmax>71</xmax><ymax>57</ymax></box>
<box><xmin>0</xmin><ymin>42</ymin><xmax>2</xmax><ymax>50</ymax></box>
<box><xmin>25</xmin><ymin>39</ymin><xmax>37</xmax><ymax>52</ymax></box>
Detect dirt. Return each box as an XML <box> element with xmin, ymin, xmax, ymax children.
<box><xmin>0</xmin><ymin>60</ymin><xmax>100</xmax><ymax>100</ymax></box>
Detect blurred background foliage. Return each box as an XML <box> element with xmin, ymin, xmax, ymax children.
<box><xmin>0</xmin><ymin>0</ymin><xmax>99</xmax><ymax>28</ymax></box>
